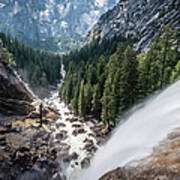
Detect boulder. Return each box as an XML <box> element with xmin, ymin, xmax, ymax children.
<box><xmin>72</xmin><ymin>128</ymin><xmax>86</xmax><ymax>136</ymax></box>
<box><xmin>81</xmin><ymin>157</ymin><xmax>90</xmax><ymax>169</ymax></box>
<box><xmin>72</xmin><ymin>124</ymin><xmax>82</xmax><ymax>128</ymax></box>
<box><xmin>69</xmin><ymin>118</ymin><xmax>79</xmax><ymax>123</ymax></box>
<box><xmin>83</xmin><ymin>140</ymin><xmax>97</xmax><ymax>153</ymax></box>
<box><xmin>63</xmin><ymin>152</ymin><xmax>78</xmax><ymax>163</ymax></box>
<box><xmin>55</xmin><ymin>130</ymin><xmax>67</xmax><ymax>140</ymax></box>
<box><xmin>56</xmin><ymin>123</ymin><xmax>66</xmax><ymax>128</ymax></box>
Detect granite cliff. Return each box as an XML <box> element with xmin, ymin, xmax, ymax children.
<box><xmin>0</xmin><ymin>0</ymin><xmax>117</xmax><ymax>52</ymax></box>
<box><xmin>85</xmin><ymin>0</ymin><xmax>180</xmax><ymax>52</ymax></box>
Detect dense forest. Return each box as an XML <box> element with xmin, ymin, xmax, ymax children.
<box><xmin>0</xmin><ymin>32</ymin><xmax>62</xmax><ymax>87</ymax></box>
<box><xmin>61</xmin><ymin>25</ymin><xmax>180</xmax><ymax>127</ymax></box>
<box><xmin>1</xmin><ymin>25</ymin><xmax>180</xmax><ymax>127</ymax></box>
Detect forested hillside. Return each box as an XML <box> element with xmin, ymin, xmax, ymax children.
<box><xmin>0</xmin><ymin>32</ymin><xmax>61</xmax><ymax>87</ymax></box>
<box><xmin>61</xmin><ymin>25</ymin><xmax>180</xmax><ymax>126</ymax></box>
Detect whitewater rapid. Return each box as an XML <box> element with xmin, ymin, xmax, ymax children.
<box><xmin>80</xmin><ymin>80</ymin><xmax>180</xmax><ymax>180</ymax></box>
<box><xmin>45</xmin><ymin>92</ymin><xmax>98</xmax><ymax>179</ymax></box>
<box><xmin>44</xmin><ymin>65</ymin><xmax>98</xmax><ymax>179</ymax></box>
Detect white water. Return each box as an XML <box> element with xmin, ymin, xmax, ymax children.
<box><xmin>45</xmin><ymin>92</ymin><xmax>98</xmax><ymax>179</ymax></box>
<box><xmin>44</xmin><ymin>64</ymin><xmax>98</xmax><ymax>179</ymax></box>
<box><xmin>80</xmin><ymin>80</ymin><xmax>180</xmax><ymax>180</ymax></box>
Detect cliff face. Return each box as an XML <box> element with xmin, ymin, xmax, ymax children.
<box><xmin>85</xmin><ymin>0</ymin><xmax>180</xmax><ymax>52</ymax></box>
<box><xmin>0</xmin><ymin>0</ymin><xmax>117</xmax><ymax>52</ymax></box>
<box><xmin>0</xmin><ymin>46</ymin><xmax>35</xmax><ymax>116</ymax></box>
<box><xmin>100</xmin><ymin>128</ymin><xmax>180</xmax><ymax>180</ymax></box>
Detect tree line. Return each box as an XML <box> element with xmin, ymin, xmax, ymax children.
<box><xmin>0</xmin><ymin>32</ymin><xmax>62</xmax><ymax>87</ymax></box>
<box><xmin>61</xmin><ymin>25</ymin><xmax>180</xmax><ymax>127</ymax></box>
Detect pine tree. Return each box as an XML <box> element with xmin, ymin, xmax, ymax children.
<box><xmin>101</xmin><ymin>76</ymin><xmax>112</xmax><ymax>126</ymax></box>
<box><xmin>71</xmin><ymin>85</ymin><xmax>79</xmax><ymax>115</ymax></box>
<box><xmin>91</xmin><ymin>83</ymin><xmax>102</xmax><ymax>120</ymax></box>
<box><xmin>78</xmin><ymin>80</ymin><xmax>86</xmax><ymax>117</ymax></box>
<box><xmin>119</xmin><ymin>45</ymin><xmax>138</xmax><ymax>113</ymax></box>
<box><xmin>84</xmin><ymin>82</ymin><xmax>93</xmax><ymax>114</ymax></box>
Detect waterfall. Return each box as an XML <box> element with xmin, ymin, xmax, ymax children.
<box><xmin>80</xmin><ymin>80</ymin><xmax>180</xmax><ymax>180</ymax></box>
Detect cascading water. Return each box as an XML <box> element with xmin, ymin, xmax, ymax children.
<box><xmin>79</xmin><ymin>80</ymin><xmax>180</xmax><ymax>180</ymax></box>
<box><xmin>44</xmin><ymin>64</ymin><xmax>98</xmax><ymax>179</ymax></box>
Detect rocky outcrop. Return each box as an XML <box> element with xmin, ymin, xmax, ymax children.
<box><xmin>0</xmin><ymin>111</ymin><xmax>63</xmax><ymax>180</ymax></box>
<box><xmin>85</xmin><ymin>0</ymin><xmax>180</xmax><ymax>52</ymax></box>
<box><xmin>100</xmin><ymin>128</ymin><xmax>180</xmax><ymax>180</ymax></box>
<box><xmin>0</xmin><ymin>47</ymin><xmax>36</xmax><ymax>116</ymax></box>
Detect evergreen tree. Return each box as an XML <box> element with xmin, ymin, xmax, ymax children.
<box><xmin>71</xmin><ymin>85</ymin><xmax>79</xmax><ymax>115</ymax></box>
<box><xmin>101</xmin><ymin>76</ymin><xmax>112</xmax><ymax>126</ymax></box>
<box><xmin>91</xmin><ymin>83</ymin><xmax>102</xmax><ymax>120</ymax></box>
<box><xmin>119</xmin><ymin>45</ymin><xmax>138</xmax><ymax>113</ymax></box>
<box><xmin>78</xmin><ymin>80</ymin><xmax>86</xmax><ymax>117</ymax></box>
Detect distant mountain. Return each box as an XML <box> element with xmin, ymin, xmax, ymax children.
<box><xmin>0</xmin><ymin>0</ymin><xmax>118</xmax><ymax>52</ymax></box>
<box><xmin>85</xmin><ymin>0</ymin><xmax>180</xmax><ymax>52</ymax></box>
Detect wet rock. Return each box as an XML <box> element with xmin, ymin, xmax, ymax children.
<box><xmin>68</xmin><ymin>104</ymin><xmax>73</xmax><ymax>111</ymax></box>
<box><xmin>69</xmin><ymin>117</ymin><xmax>79</xmax><ymax>123</ymax></box>
<box><xmin>81</xmin><ymin>157</ymin><xmax>90</xmax><ymax>169</ymax></box>
<box><xmin>63</xmin><ymin>154</ymin><xmax>72</xmax><ymax>163</ymax></box>
<box><xmin>83</xmin><ymin>138</ymin><xmax>93</xmax><ymax>144</ymax></box>
<box><xmin>55</xmin><ymin>131</ymin><xmax>67</xmax><ymax>140</ymax></box>
<box><xmin>79</xmin><ymin>117</ymin><xmax>85</xmax><ymax>123</ymax></box>
<box><xmin>71</xmin><ymin>152</ymin><xmax>78</xmax><ymax>160</ymax></box>
<box><xmin>88</xmin><ymin>133</ymin><xmax>95</xmax><ymax>138</ymax></box>
<box><xmin>72</xmin><ymin>128</ymin><xmax>86</xmax><ymax>136</ymax></box>
<box><xmin>83</xmin><ymin>141</ymin><xmax>97</xmax><ymax>153</ymax></box>
<box><xmin>64</xmin><ymin>112</ymin><xmax>70</xmax><ymax>115</ymax></box>
<box><xmin>72</xmin><ymin>124</ymin><xmax>82</xmax><ymax>128</ymax></box>
<box><xmin>56</xmin><ymin>123</ymin><xmax>66</xmax><ymax>128</ymax></box>
<box><xmin>63</xmin><ymin>152</ymin><xmax>78</xmax><ymax>163</ymax></box>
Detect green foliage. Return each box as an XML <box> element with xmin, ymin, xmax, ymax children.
<box><xmin>138</xmin><ymin>24</ymin><xmax>180</xmax><ymax>99</ymax></box>
<box><xmin>61</xmin><ymin>24</ymin><xmax>180</xmax><ymax>128</ymax></box>
<box><xmin>0</xmin><ymin>32</ymin><xmax>61</xmax><ymax>87</ymax></box>
<box><xmin>78</xmin><ymin>80</ymin><xmax>86</xmax><ymax>117</ymax></box>
<box><xmin>119</xmin><ymin>46</ymin><xmax>138</xmax><ymax>112</ymax></box>
<box><xmin>170</xmin><ymin>60</ymin><xmax>180</xmax><ymax>82</ymax></box>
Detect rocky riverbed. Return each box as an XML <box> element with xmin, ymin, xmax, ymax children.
<box><xmin>44</xmin><ymin>91</ymin><xmax>110</xmax><ymax>179</ymax></box>
<box><xmin>0</xmin><ymin>91</ymin><xmax>110</xmax><ymax>180</ymax></box>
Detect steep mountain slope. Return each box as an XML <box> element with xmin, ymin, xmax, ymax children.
<box><xmin>85</xmin><ymin>0</ymin><xmax>180</xmax><ymax>52</ymax></box>
<box><xmin>0</xmin><ymin>43</ymin><xmax>35</xmax><ymax>116</ymax></box>
<box><xmin>0</xmin><ymin>0</ymin><xmax>118</xmax><ymax>52</ymax></box>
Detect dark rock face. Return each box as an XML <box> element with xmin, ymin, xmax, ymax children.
<box><xmin>0</xmin><ymin>50</ymin><xmax>35</xmax><ymax>116</ymax></box>
<box><xmin>85</xmin><ymin>0</ymin><xmax>180</xmax><ymax>52</ymax></box>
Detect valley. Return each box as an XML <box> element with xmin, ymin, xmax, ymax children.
<box><xmin>0</xmin><ymin>0</ymin><xmax>180</xmax><ymax>179</ymax></box>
